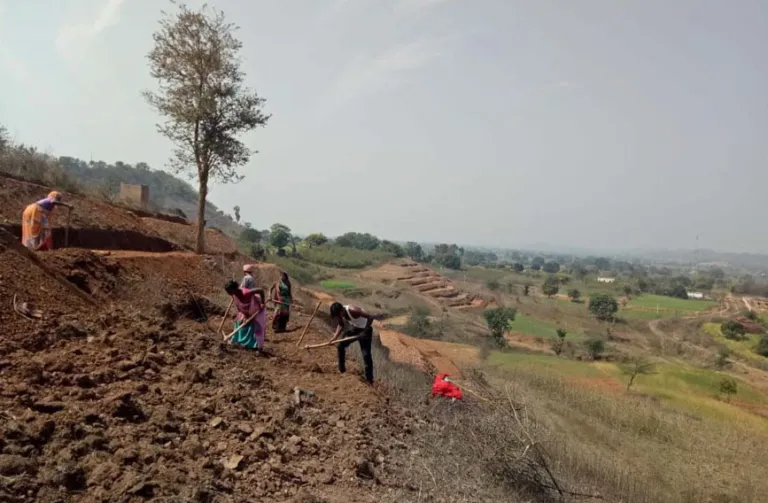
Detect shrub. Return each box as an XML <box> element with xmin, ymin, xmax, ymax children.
<box><xmin>567</xmin><ymin>289</ymin><xmax>581</xmax><ymax>302</ymax></box>
<box><xmin>719</xmin><ymin>378</ymin><xmax>738</xmax><ymax>402</ymax></box>
<box><xmin>486</xmin><ymin>279</ymin><xmax>501</xmax><ymax>291</ymax></box>
<box><xmin>721</xmin><ymin>320</ymin><xmax>746</xmax><ymax>341</ymax></box>
<box><xmin>744</xmin><ymin>310</ymin><xmax>759</xmax><ymax>321</ymax></box>
<box><xmin>249</xmin><ymin>243</ymin><xmax>266</xmax><ymax>260</ymax></box>
<box><xmin>756</xmin><ymin>335</ymin><xmax>768</xmax><ymax>358</ymax></box>
<box><xmin>715</xmin><ymin>347</ymin><xmax>731</xmax><ymax>368</ymax></box>
<box><xmin>483</xmin><ymin>307</ymin><xmax>516</xmax><ymax>347</ymax></box>
<box><xmin>589</xmin><ymin>294</ymin><xmax>618</xmax><ymax>321</ymax></box>
<box><xmin>542</xmin><ymin>275</ymin><xmax>559</xmax><ymax>298</ymax></box>
<box><xmin>403</xmin><ymin>307</ymin><xmax>441</xmax><ymax>340</ymax></box>
<box><xmin>551</xmin><ymin>329</ymin><xmax>567</xmax><ymax>355</ymax></box>
<box><xmin>585</xmin><ymin>337</ymin><xmax>606</xmax><ymax>360</ymax></box>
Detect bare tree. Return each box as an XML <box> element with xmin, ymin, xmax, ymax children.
<box><xmin>620</xmin><ymin>356</ymin><xmax>656</xmax><ymax>391</ymax></box>
<box><xmin>144</xmin><ymin>3</ymin><xmax>270</xmax><ymax>254</ymax></box>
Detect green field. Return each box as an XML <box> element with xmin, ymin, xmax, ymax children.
<box><xmin>628</xmin><ymin>294</ymin><xmax>716</xmax><ymax>312</ymax></box>
<box><xmin>620</xmin><ymin>308</ymin><xmax>672</xmax><ymax>320</ymax></box>
<box><xmin>319</xmin><ymin>279</ymin><xmax>357</xmax><ymax>290</ymax></box>
<box><xmin>507</xmin><ymin>313</ymin><xmax>583</xmax><ymax>339</ymax></box>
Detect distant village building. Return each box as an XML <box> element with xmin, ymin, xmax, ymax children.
<box><xmin>119</xmin><ymin>183</ymin><xmax>150</xmax><ymax>209</ymax></box>
<box><xmin>687</xmin><ymin>292</ymin><xmax>705</xmax><ymax>300</ymax></box>
<box><xmin>596</xmin><ymin>277</ymin><xmax>616</xmax><ymax>283</ymax></box>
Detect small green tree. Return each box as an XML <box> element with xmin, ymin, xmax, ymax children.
<box><xmin>568</xmin><ymin>289</ymin><xmax>581</xmax><ymax>302</ymax></box>
<box><xmin>585</xmin><ymin>337</ymin><xmax>606</xmax><ymax>360</ymax></box>
<box><xmin>405</xmin><ymin>242</ymin><xmax>424</xmax><ymax>261</ymax></box>
<box><xmin>551</xmin><ymin>328</ymin><xmax>567</xmax><ymax>356</ymax></box>
<box><xmin>589</xmin><ymin>294</ymin><xmax>619</xmax><ymax>321</ymax></box>
<box><xmin>542</xmin><ymin>276</ymin><xmax>559</xmax><ymax>298</ymax></box>
<box><xmin>755</xmin><ymin>335</ymin><xmax>768</xmax><ymax>358</ymax></box>
<box><xmin>305</xmin><ymin>233</ymin><xmax>328</xmax><ymax>248</ymax></box>
<box><xmin>721</xmin><ymin>320</ymin><xmax>746</xmax><ymax>341</ymax></box>
<box><xmin>233</xmin><ymin>205</ymin><xmax>241</xmax><ymax>223</ymax></box>
<box><xmin>483</xmin><ymin>307</ymin><xmax>517</xmax><ymax>348</ymax></box>
<box><xmin>269</xmin><ymin>223</ymin><xmax>291</xmax><ymax>255</ymax></box>
<box><xmin>486</xmin><ymin>279</ymin><xmax>501</xmax><ymax>291</ymax></box>
<box><xmin>240</xmin><ymin>227</ymin><xmax>262</xmax><ymax>244</ymax></box>
<box><xmin>620</xmin><ymin>356</ymin><xmax>655</xmax><ymax>391</ymax></box>
<box><xmin>512</xmin><ymin>263</ymin><xmax>524</xmax><ymax>273</ymax></box>
<box><xmin>542</xmin><ymin>261</ymin><xmax>560</xmax><ymax>274</ymax></box>
<box><xmin>719</xmin><ymin>378</ymin><xmax>737</xmax><ymax>402</ymax></box>
<box><xmin>623</xmin><ymin>285</ymin><xmax>633</xmax><ymax>298</ymax></box>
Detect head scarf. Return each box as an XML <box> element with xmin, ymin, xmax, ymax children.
<box><xmin>48</xmin><ymin>191</ymin><xmax>62</xmax><ymax>202</ymax></box>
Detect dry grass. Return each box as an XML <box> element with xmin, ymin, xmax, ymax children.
<box><xmin>489</xmin><ymin>366</ymin><xmax>768</xmax><ymax>503</ymax></box>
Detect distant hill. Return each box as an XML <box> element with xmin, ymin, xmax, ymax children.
<box><xmin>58</xmin><ymin>157</ymin><xmax>244</xmax><ymax>237</ymax></box>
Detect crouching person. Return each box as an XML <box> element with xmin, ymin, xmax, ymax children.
<box><xmin>329</xmin><ymin>302</ymin><xmax>381</xmax><ymax>385</ymax></box>
<box><xmin>224</xmin><ymin>280</ymin><xmax>266</xmax><ymax>352</ymax></box>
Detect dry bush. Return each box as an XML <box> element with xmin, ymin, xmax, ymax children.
<box><xmin>367</xmin><ymin>346</ymin><xmax>567</xmax><ymax>502</ymax></box>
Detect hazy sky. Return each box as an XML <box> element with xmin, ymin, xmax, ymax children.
<box><xmin>1</xmin><ymin>1</ymin><xmax>767</xmax><ymax>253</ymax></box>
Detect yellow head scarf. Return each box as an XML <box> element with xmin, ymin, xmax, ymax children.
<box><xmin>48</xmin><ymin>191</ymin><xmax>62</xmax><ymax>202</ymax></box>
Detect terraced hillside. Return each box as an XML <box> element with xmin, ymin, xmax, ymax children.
<box><xmin>363</xmin><ymin>260</ymin><xmax>491</xmax><ymax>310</ymax></box>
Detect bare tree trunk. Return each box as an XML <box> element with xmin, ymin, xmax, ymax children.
<box><xmin>196</xmin><ymin>177</ymin><xmax>208</xmax><ymax>254</ymax></box>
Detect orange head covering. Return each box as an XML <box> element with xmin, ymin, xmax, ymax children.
<box><xmin>48</xmin><ymin>191</ymin><xmax>62</xmax><ymax>202</ymax></box>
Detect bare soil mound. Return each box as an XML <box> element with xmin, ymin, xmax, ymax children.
<box><xmin>0</xmin><ymin>237</ymin><xmax>422</xmax><ymax>502</ymax></box>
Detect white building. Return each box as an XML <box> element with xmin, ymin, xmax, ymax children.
<box><xmin>687</xmin><ymin>292</ymin><xmax>705</xmax><ymax>300</ymax></box>
<box><xmin>596</xmin><ymin>277</ymin><xmax>616</xmax><ymax>283</ymax></box>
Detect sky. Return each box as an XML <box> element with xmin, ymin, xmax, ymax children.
<box><xmin>1</xmin><ymin>0</ymin><xmax>767</xmax><ymax>253</ymax></box>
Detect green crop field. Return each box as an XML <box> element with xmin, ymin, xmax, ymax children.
<box><xmin>319</xmin><ymin>279</ymin><xmax>357</xmax><ymax>290</ymax></box>
<box><xmin>507</xmin><ymin>313</ymin><xmax>583</xmax><ymax>339</ymax></box>
<box><xmin>628</xmin><ymin>294</ymin><xmax>716</xmax><ymax>312</ymax></box>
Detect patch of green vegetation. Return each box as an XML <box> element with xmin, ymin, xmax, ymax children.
<box><xmin>301</xmin><ymin>244</ymin><xmax>394</xmax><ymax>269</ymax></box>
<box><xmin>271</xmin><ymin>256</ymin><xmax>330</xmax><ymax>285</ymax></box>
<box><xmin>508</xmin><ymin>313</ymin><xmax>583</xmax><ymax>340</ymax></box>
<box><xmin>620</xmin><ymin>308</ymin><xmax>671</xmax><ymax>320</ymax></box>
<box><xmin>488</xmin><ymin>351</ymin><xmax>603</xmax><ymax>377</ymax></box>
<box><xmin>702</xmin><ymin>322</ymin><xmax>765</xmax><ymax>362</ymax></box>
<box><xmin>628</xmin><ymin>294</ymin><xmax>715</xmax><ymax>312</ymax></box>
<box><xmin>319</xmin><ymin>279</ymin><xmax>357</xmax><ymax>290</ymax></box>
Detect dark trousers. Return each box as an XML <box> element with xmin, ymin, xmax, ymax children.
<box><xmin>338</xmin><ymin>326</ymin><xmax>374</xmax><ymax>384</ymax></box>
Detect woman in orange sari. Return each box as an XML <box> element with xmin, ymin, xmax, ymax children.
<box><xmin>21</xmin><ymin>191</ymin><xmax>72</xmax><ymax>251</ymax></box>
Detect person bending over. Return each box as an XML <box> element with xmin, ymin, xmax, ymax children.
<box><xmin>329</xmin><ymin>302</ymin><xmax>381</xmax><ymax>385</ymax></box>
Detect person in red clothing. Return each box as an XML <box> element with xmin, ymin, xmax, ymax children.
<box><xmin>431</xmin><ymin>373</ymin><xmax>463</xmax><ymax>401</ymax></box>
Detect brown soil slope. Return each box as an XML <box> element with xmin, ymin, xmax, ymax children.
<box><xmin>0</xmin><ymin>175</ymin><xmax>235</xmax><ymax>255</ymax></box>
<box><xmin>0</xmin><ymin>214</ymin><xmax>427</xmax><ymax>502</ymax></box>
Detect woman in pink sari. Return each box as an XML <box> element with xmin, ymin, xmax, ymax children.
<box><xmin>224</xmin><ymin>280</ymin><xmax>266</xmax><ymax>351</ymax></box>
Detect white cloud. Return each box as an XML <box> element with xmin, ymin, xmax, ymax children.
<box><xmin>56</xmin><ymin>0</ymin><xmax>126</xmax><ymax>63</ymax></box>
<box><xmin>329</xmin><ymin>37</ymin><xmax>445</xmax><ymax>102</ymax></box>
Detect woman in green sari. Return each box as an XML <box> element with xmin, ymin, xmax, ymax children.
<box><xmin>271</xmin><ymin>272</ymin><xmax>292</xmax><ymax>333</ymax></box>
